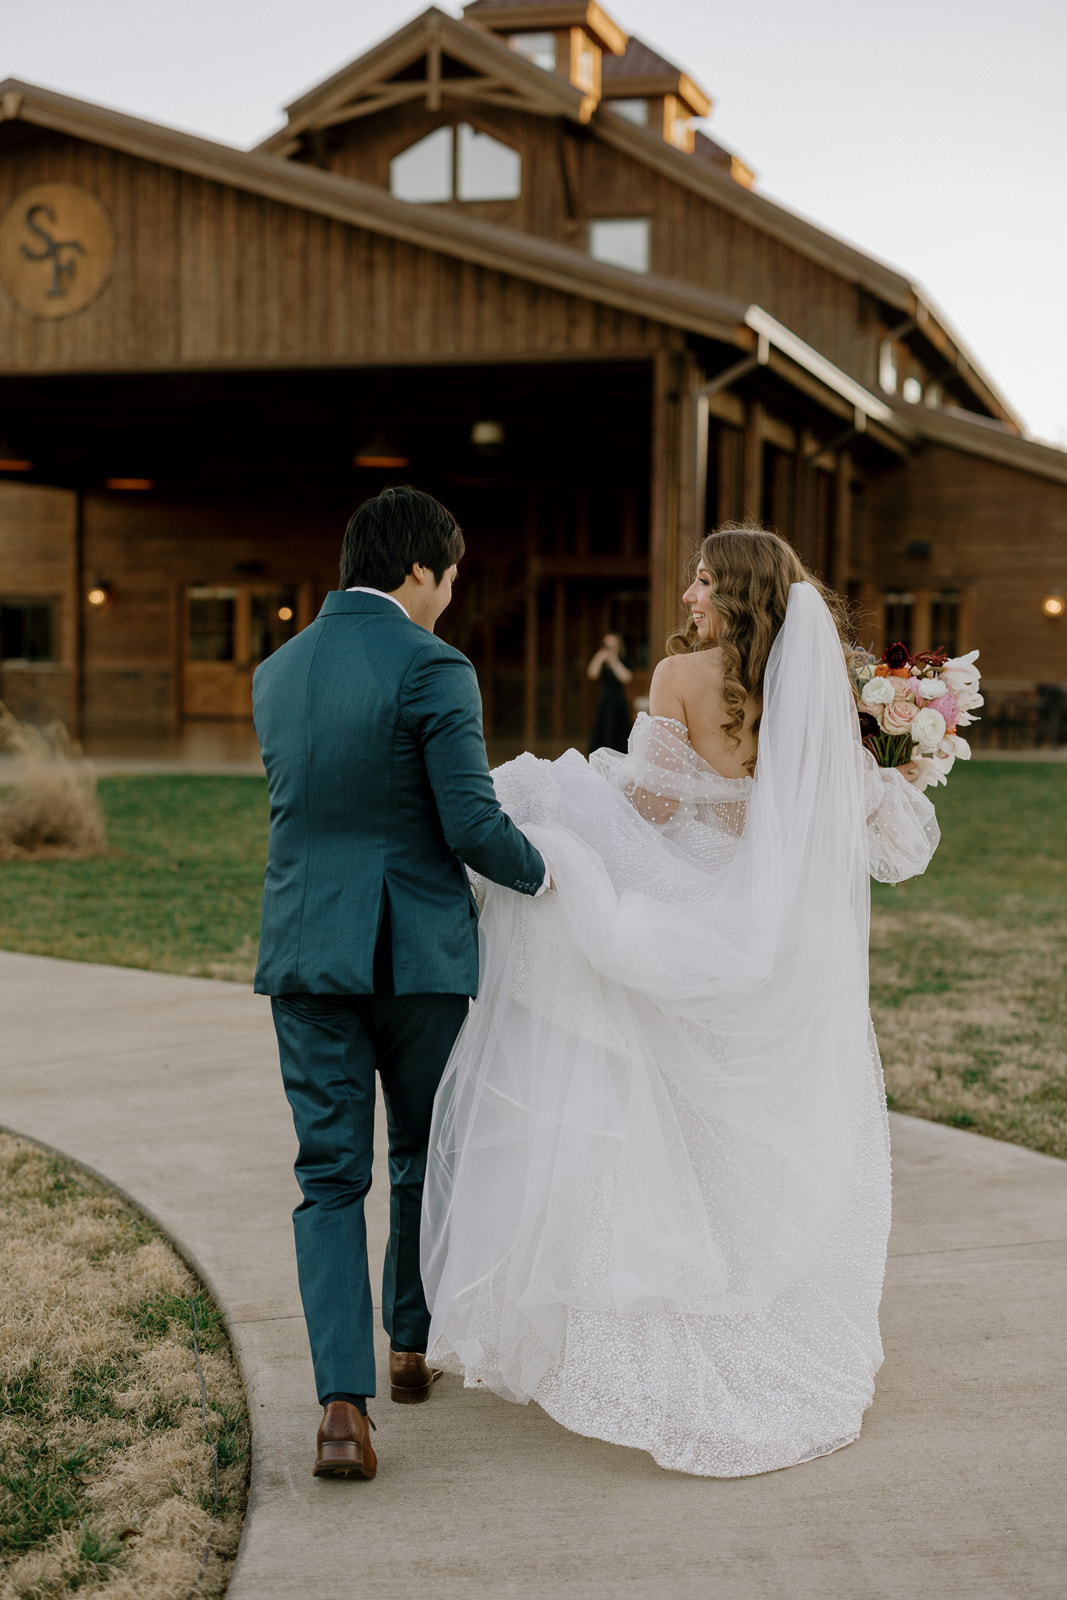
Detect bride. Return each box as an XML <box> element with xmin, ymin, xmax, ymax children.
<box><xmin>421</xmin><ymin>526</ymin><xmax>940</xmax><ymax>1477</ymax></box>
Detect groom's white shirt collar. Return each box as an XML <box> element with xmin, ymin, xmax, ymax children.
<box><xmin>346</xmin><ymin>585</ymin><xmax>409</xmax><ymax>617</ymax></box>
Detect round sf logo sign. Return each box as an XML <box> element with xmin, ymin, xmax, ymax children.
<box><xmin>0</xmin><ymin>183</ymin><xmax>115</xmax><ymax>318</ymax></box>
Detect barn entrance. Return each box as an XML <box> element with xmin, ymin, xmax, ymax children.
<box><xmin>1</xmin><ymin>359</ymin><xmax>655</xmax><ymax>753</ymax></box>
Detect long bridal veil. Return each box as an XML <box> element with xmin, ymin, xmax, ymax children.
<box><xmin>422</xmin><ymin>582</ymin><xmax>939</xmax><ymax>1476</ymax></box>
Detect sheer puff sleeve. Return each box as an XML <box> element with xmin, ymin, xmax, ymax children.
<box><xmin>863</xmin><ymin>749</ymin><xmax>941</xmax><ymax>883</ymax></box>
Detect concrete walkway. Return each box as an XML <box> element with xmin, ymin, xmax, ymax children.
<box><xmin>1</xmin><ymin>950</ymin><xmax>1064</xmax><ymax>1600</ymax></box>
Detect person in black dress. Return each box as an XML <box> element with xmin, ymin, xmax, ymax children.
<box><xmin>587</xmin><ymin>632</ymin><xmax>633</xmax><ymax>754</ymax></box>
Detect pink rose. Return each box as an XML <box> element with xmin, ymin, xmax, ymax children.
<box><xmin>893</xmin><ymin>676</ymin><xmax>918</xmax><ymax>700</ymax></box>
<box><xmin>883</xmin><ymin>698</ymin><xmax>917</xmax><ymax>734</ymax></box>
<box><xmin>929</xmin><ymin>691</ymin><xmax>959</xmax><ymax>730</ymax></box>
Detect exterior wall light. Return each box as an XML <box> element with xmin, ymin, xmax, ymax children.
<box><xmin>471</xmin><ymin>420</ymin><xmax>505</xmax><ymax>454</ymax></box>
<box><xmin>87</xmin><ymin>584</ymin><xmax>111</xmax><ymax>607</ymax></box>
<box><xmin>1042</xmin><ymin>592</ymin><xmax>1064</xmax><ymax>618</ymax></box>
<box><xmin>277</xmin><ymin>606</ymin><xmax>294</xmax><ymax>621</ymax></box>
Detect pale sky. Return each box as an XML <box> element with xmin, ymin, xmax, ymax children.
<box><xmin>5</xmin><ymin>0</ymin><xmax>1066</xmax><ymax>446</ymax></box>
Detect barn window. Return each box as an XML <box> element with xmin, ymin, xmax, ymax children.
<box><xmin>389</xmin><ymin>125</ymin><xmax>522</xmax><ymax>204</ymax></box>
<box><xmin>611</xmin><ymin>98</ymin><xmax>649</xmax><ymax>126</ymax></box>
<box><xmin>389</xmin><ymin>126</ymin><xmax>453</xmax><ymax>203</ymax></box>
<box><xmin>883</xmin><ymin>591</ymin><xmax>914</xmax><ymax>653</ymax></box>
<box><xmin>0</xmin><ymin>600</ymin><xmax>55</xmax><ymax>662</ymax></box>
<box><xmin>508</xmin><ymin>32</ymin><xmax>557</xmax><ymax>71</ymax></box>
<box><xmin>930</xmin><ymin>591</ymin><xmax>960</xmax><ymax>657</ymax></box>
<box><xmin>588</xmin><ymin>218</ymin><xmax>651</xmax><ymax>274</ymax></box>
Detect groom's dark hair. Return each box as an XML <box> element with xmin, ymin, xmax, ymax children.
<box><xmin>339</xmin><ymin>485</ymin><xmax>465</xmax><ymax>592</ymax></box>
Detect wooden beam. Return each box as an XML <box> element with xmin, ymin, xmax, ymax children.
<box><xmin>426</xmin><ymin>44</ymin><xmax>442</xmax><ymax>113</ymax></box>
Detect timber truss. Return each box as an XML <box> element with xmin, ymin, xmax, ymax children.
<box><xmin>258</xmin><ymin>6</ymin><xmax>588</xmax><ymax>157</ymax></box>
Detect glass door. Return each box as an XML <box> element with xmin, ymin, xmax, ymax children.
<box><xmin>183</xmin><ymin>585</ymin><xmax>298</xmax><ymax>719</ymax></box>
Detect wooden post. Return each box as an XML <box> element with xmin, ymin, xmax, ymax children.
<box><xmin>523</xmin><ymin>490</ymin><xmax>539</xmax><ymax>747</ymax></box>
<box><xmin>480</xmin><ymin>619</ymin><xmax>496</xmax><ymax>740</ymax></box>
<box><xmin>648</xmin><ymin>346</ymin><xmax>688</xmax><ymax>668</ymax></box>
<box><xmin>742</xmin><ymin>402</ymin><xmax>763</xmax><ymax>520</ymax></box>
<box><xmin>718</xmin><ymin>426</ymin><xmax>741</xmax><ymax>526</ymax></box>
<box><xmin>793</xmin><ymin>432</ymin><xmax>816</xmax><ymax>566</ymax></box>
<box><xmin>70</xmin><ymin>489</ymin><xmax>85</xmax><ymax>741</ymax></box>
<box><xmin>911</xmin><ymin>589</ymin><xmax>933</xmax><ymax>655</ymax></box>
<box><xmin>551</xmin><ymin>577</ymin><xmax>566</xmax><ymax>742</ymax></box>
<box><xmin>648</xmin><ymin>351</ymin><xmax>671</xmax><ymax>671</ymax></box>
<box><xmin>831</xmin><ymin>449</ymin><xmax>852</xmax><ymax>593</ymax></box>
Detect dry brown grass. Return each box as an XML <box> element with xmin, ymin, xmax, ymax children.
<box><xmin>871</xmin><ymin>906</ymin><xmax>1067</xmax><ymax>1158</ymax></box>
<box><xmin>0</xmin><ymin>708</ymin><xmax>106</xmax><ymax>862</ymax></box>
<box><xmin>0</xmin><ymin>1132</ymin><xmax>248</xmax><ymax>1600</ymax></box>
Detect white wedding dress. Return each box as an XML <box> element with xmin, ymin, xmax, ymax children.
<box><xmin>422</xmin><ymin>583</ymin><xmax>940</xmax><ymax>1477</ymax></box>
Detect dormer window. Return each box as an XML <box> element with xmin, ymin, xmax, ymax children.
<box><xmin>509</xmin><ymin>31</ymin><xmax>557</xmax><ymax>72</ymax></box>
<box><xmin>588</xmin><ymin>218</ymin><xmax>650</xmax><ymax>274</ymax></box>
<box><xmin>390</xmin><ymin>124</ymin><xmax>522</xmax><ymax>204</ymax></box>
<box><xmin>611</xmin><ymin>98</ymin><xmax>649</xmax><ymax>126</ymax></box>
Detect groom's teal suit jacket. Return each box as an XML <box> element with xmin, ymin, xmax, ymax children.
<box><xmin>252</xmin><ymin>589</ymin><xmax>545</xmax><ymax>998</ymax></box>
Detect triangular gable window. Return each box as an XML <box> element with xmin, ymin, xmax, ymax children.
<box><xmin>390</xmin><ymin>123</ymin><xmax>522</xmax><ymax>203</ymax></box>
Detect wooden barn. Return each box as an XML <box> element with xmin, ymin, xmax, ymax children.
<box><xmin>1</xmin><ymin>0</ymin><xmax>1065</xmax><ymax>752</ymax></box>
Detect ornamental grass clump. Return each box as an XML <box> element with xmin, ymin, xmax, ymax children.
<box><xmin>0</xmin><ymin>704</ymin><xmax>106</xmax><ymax>861</ymax></box>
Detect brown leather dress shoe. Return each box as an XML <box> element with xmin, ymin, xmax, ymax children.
<box><xmin>313</xmin><ymin>1401</ymin><xmax>377</xmax><ymax>1479</ymax></box>
<box><xmin>389</xmin><ymin>1348</ymin><xmax>443</xmax><ymax>1404</ymax></box>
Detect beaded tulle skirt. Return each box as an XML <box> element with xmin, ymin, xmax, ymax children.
<box><xmin>422</xmin><ymin>588</ymin><xmax>939</xmax><ymax>1476</ymax></box>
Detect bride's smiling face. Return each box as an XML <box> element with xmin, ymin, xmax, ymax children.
<box><xmin>682</xmin><ymin>565</ymin><xmax>719</xmax><ymax>642</ymax></box>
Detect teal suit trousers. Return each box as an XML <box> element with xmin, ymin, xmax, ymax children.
<box><xmin>272</xmin><ymin>989</ymin><xmax>468</xmax><ymax>1401</ymax></box>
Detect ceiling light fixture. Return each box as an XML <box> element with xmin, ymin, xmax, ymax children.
<box><xmin>1041</xmin><ymin>592</ymin><xmax>1064</xmax><ymax>618</ymax></box>
<box><xmin>353</xmin><ymin>431</ymin><xmax>410</xmax><ymax>470</ymax></box>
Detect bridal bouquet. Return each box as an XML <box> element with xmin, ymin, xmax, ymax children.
<box><xmin>852</xmin><ymin>642</ymin><xmax>982</xmax><ymax>791</ymax></box>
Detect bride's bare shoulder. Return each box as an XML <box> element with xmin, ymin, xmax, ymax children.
<box><xmin>650</xmin><ymin>649</ymin><xmax>725</xmax><ymax>720</ymax></box>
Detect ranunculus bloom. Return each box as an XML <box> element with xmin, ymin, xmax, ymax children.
<box><xmin>883</xmin><ymin>698</ymin><xmax>917</xmax><ymax>733</ymax></box>
<box><xmin>916</xmin><ymin>677</ymin><xmax>945</xmax><ymax>699</ymax></box>
<box><xmin>884</xmin><ymin>641</ymin><xmax>910</xmax><ymax>669</ymax></box>
<box><xmin>929</xmin><ymin>690</ymin><xmax>959</xmax><ymax>729</ymax></box>
<box><xmin>873</xmin><ymin>663</ymin><xmax>890</xmax><ymax>678</ymax></box>
<box><xmin>912</xmin><ymin>706</ymin><xmax>947</xmax><ymax>749</ymax></box>
<box><xmin>861</xmin><ymin>678</ymin><xmax>896</xmax><ymax>707</ymax></box>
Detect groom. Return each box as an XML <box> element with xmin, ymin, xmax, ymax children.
<box><xmin>253</xmin><ymin>485</ymin><xmax>547</xmax><ymax>1480</ymax></box>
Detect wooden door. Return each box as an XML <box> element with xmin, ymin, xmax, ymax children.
<box><xmin>182</xmin><ymin>584</ymin><xmax>298</xmax><ymax>719</ymax></box>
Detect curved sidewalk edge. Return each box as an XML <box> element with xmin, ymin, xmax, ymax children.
<box><xmin>2</xmin><ymin>948</ymin><xmax>1065</xmax><ymax>1600</ymax></box>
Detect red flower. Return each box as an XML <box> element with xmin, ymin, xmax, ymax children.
<box><xmin>882</xmin><ymin>642</ymin><xmax>910</xmax><ymax>670</ymax></box>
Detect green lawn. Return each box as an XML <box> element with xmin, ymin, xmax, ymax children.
<box><xmin>870</xmin><ymin>761</ymin><xmax>1067</xmax><ymax>1158</ymax></box>
<box><xmin>0</xmin><ymin>763</ymin><xmax>1064</xmax><ymax>1157</ymax></box>
<box><xmin>0</xmin><ymin>776</ymin><xmax>269</xmax><ymax>980</ymax></box>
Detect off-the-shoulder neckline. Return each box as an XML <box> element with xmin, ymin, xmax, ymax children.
<box><xmin>640</xmin><ymin>713</ymin><xmax>752</xmax><ymax>787</ymax></box>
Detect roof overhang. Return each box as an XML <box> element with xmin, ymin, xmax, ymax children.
<box><xmin>589</xmin><ymin>106</ymin><xmax>1023</xmax><ymax>433</ymax></box>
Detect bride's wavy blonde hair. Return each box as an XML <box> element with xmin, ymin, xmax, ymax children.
<box><xmin>665</xmin><ymin>524</ymin><xmax>856</xmax><ymax>770</ymax></box>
